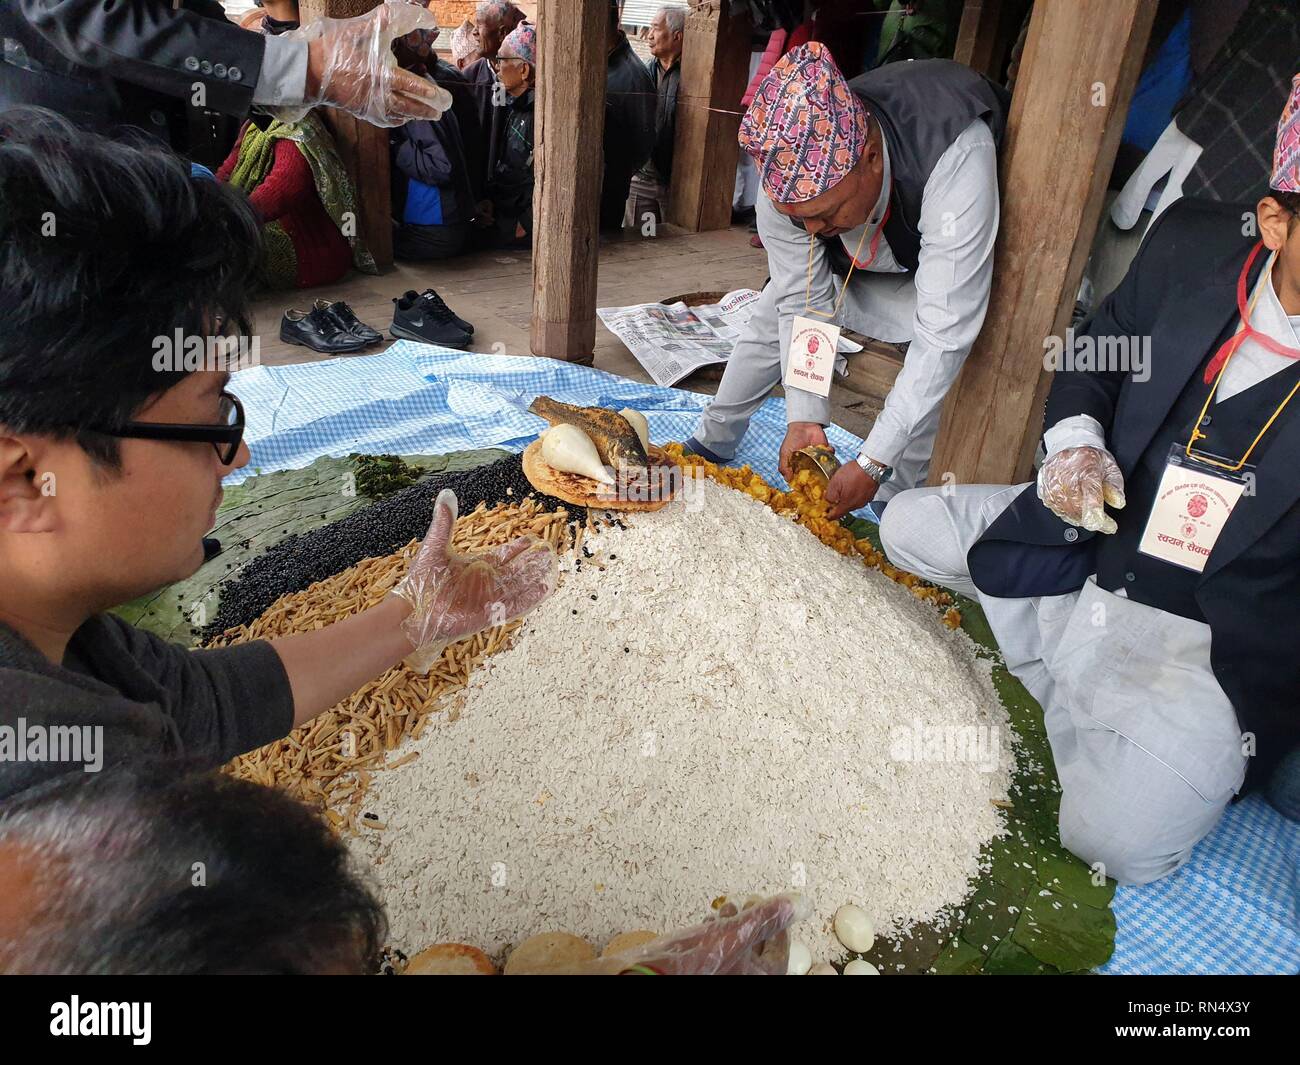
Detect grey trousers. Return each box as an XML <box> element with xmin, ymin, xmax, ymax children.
<box><xmin>691</xmin><ymin>268</ymin><xmax>927</xmax><ymax>499</ymax></box>
<box><xmin>880</xmin><ymin>484</ymin><xmax>1248</xmax><ymax>885</ymax></box>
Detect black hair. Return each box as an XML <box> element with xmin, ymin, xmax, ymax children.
<box><xmin>1270</xmin><ymin>188</ymin><xmax>1300</xmax><ymax>217</ymax></box>
<box><xmin>0</xmin><ymin>108</ymin><xmax>262</xmax><ymax>467</ymax></box>
<box><xmin>0</xmin><ymin>765</ymin><xmax>387</xmax><ymax>975</ymax></box>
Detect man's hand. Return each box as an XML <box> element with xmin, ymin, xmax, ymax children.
<box><xmin>825</xmin><ymin>459</ymin><xmax>878</xmax><ymax>520</ymax></box>
<box><xmin>1036</xmin><ymin>445</ymin><xmax>1126</xmax><ymax>534</ymax></box>
<box><xmin>293</xmin><ymin>2</ymin><xmax>453</xmax><ymax>126</ymax></box>
<box><xmin>779</xmin><ymin>422</ymin><xmax>829</xmax><ymax>482</ymax></box>
<box><xmin>392</xmin><ymin>490</ymin><xmax>558</xmax><ymax>672</ymax></box>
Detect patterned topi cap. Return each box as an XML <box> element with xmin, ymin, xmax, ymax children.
<box><xmin>1272</xmin><ymin>73</ymin><xmax>1300</xmax><ymax>194</ymax></box>
<box><xmin>499</xmin><ymin>21</ymin><xmax>537</xmax><ymax>66</ymax></box>
<box><xmin>738</xmin><ymin>42</ymin><xmax>869</xmax><ymax>205</ymax></box>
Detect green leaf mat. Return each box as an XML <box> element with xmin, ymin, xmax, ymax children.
<box><xmin>844</xmin><ymin>517</ymin><xmax>1116</xmax><ymax>974</ymax></box>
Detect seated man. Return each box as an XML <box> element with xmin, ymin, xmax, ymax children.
<box><xmin>0</xmin><ymin>110</ymin><xmax>556</xmax><ymax>802</ymax></box>
<box><xmin>879</xmin><ymin>78</ymin><xmax>1300</xmax><ymax>883</ymax></box>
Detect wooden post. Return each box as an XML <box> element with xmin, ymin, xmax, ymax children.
<box><xmin>530</xmin><ymin>0</ymin><xmax>608</xmax><ymax>362</ymax></box>
<box><xmin>299</xmin><ymin>0</ymin><xmax>393</xmax><ymax>269</ymax></box>
<box><xmin>928</xmin><ymin>0</ymin><xmax>1156</xmax><ymax>488</ymax></box>
<box><xmin>668</xmin><ymin>0</ymin><xmax>753</xmax><ymax>233</ymax></box>
<box><xmin>953</xmin><ymin>0</ymin><xmax>1013</xmax><ymax>79</ymax></box>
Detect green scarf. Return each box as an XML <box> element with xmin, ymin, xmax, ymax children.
<box><xmin>228</xmin><ymin>113</ymin><xmax>378</xmax><ymax>289</ymax></box>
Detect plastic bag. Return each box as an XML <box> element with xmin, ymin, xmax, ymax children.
<box><xmin>391</xmin><ymin>489</ymin><xmax>558</xmax><ymax>673</ymax></box>
<box><xmin>1036</xmin><ymin>445</ymin><xmax>1126</xmax><ymax>535</ymax></box>
<box><xmin>275</xmin><ymin>2</ymin><xmax>453</xmax><ymax>127</ymax></box>
<box><xmin>517</xmin><ymin>893</ymin><xmax>812</xmax><ymax>975</ymax></box>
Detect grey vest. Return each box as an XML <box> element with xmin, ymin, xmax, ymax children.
<box><xmin>828</xmin><ymin>59</ymin><xmax>1009</xmax><ymax>273</ymax></box>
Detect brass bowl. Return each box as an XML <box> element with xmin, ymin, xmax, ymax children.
<box><xmin>789</xmin><ymin>444</ymin><xmax>841</xmax><ymax>484</ymax></box>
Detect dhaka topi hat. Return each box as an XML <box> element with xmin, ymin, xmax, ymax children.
<box><xmin>738</xmin><ymin>42</ymin><xmax>869</xmax><ymax>205</ymax></box>
<box><xmin>1272</xmin><ymin>73</ymin><xmax>1300</xmax><ymax>194</ymax></box>
<box><xmin>499</xmin><ymin>21</ymin><xmax>536</xmax><ymax>67</ymax></box>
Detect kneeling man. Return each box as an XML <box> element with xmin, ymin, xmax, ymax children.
<box><xmin>880</xmin><ymin>80</ymin><xmax>1300</xmax><ymax>883</ymax></box>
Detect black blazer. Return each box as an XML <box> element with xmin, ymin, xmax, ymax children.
<box><xmin>968</xmin><ymin>197</ymin><xmax>1298</xmax><ymax>789</ymax></box>
<box><xmin>0</xmin><ymin>0</ymin><xmax>265</xmax><ymax>145</ymax></box>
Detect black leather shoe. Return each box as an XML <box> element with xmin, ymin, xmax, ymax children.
<box><xmin>402</xmin><ymin>288</ymin><xmax>474</xmax><ymax>336</ymax></box>
<box><xmin>390</xmin><ymin>293</ymin><xmax>471</xmax><ymax>348</ymax></box>
<box><xmin>314</xmin><ymin>298</ymin><xmax>382</xmax><ymax>345</ymax></box>
<box><xmin>281</xmin><ymin>307</ymin><xmax>368</xmax><ymax>354</ymax></box>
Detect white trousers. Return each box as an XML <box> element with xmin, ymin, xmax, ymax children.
<box><xmin>880</xmin><ymin>484</ymin><xmax>1247</xmax><ymax>885</ymax></box>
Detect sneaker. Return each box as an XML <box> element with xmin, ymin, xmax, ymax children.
<box><xmin>403</xmin><ymin>287</ymin><xmax>474</xmax><ymax>335</ymax></box>
<box><xmin>280</xmin><ymin>306</ymin><xmax>368</xmax><ymax>354</ymax></box>
<box><xmin>314</xmin><ymin>299</ymin><xmax>382</xmax><ymax>345</ymax></box>
<box><xmin>390</xmin><ymin>293</ymin><xmax>472</xmax><ymax>348</ymax></box>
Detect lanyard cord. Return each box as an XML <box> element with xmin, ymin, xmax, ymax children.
<box><xmin>803</xmin><ymin>204</ymin><xmax>890</xmax><ymax>321</ymax></box>
<box><xmin>1187</xmin><ymin>245</ymin><xmax>1300</xmax><ymax>471</ymax></box>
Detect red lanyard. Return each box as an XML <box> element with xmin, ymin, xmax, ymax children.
<box><xmin>1202</xmin><ymin>241</ymin><xmax>1300</xmax><ymax>384</ymax></box>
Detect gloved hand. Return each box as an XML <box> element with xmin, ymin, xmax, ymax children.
<box><xmin>276</xmin><ymin>2</ymin><xmax>453</xmax><ymax>127</ymax></box>
<box><xmin>1037</xmin><ymin>446</ymin><xmax>1126</xmax><ymax>535</ymax></box>
<box><xmin>391</xmin><ymin>489</ymin><xmax>558</xmax><ymax>673</ymax></box>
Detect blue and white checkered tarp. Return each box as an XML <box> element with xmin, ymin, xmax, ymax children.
<box><xmin>229</xmin><ymin>341</ymin><xmax>869</xmax><ymax>496</ymax></box>
<box><xmin>1102</xmin><ymin>795</ymin><xmax>1299</xmax><ymax>975</ymax></box>
<box><xmin>229</xmin><ymin>341</ymin><xmax>1300</xmax><ymax>975</ymax></box>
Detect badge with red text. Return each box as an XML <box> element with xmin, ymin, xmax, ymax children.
<box><xmin>785</xmin><ymin>315</ymin><xmax>840</xmax><ymax>398</ymax></box>
<box><xmin>1137</xmin><ymin>446</ymin><xmax>1250</xmax><ymax>573</ymax></box>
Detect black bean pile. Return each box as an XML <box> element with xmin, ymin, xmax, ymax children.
<box><xmin>203</xmin><ymin>453</ymin><xmax>586</xmax><ymax>640</ymax></box>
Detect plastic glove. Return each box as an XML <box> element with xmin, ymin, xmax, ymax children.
<box><xmin>391</xmin><ymin>489</ymin><xmax>558</xmax><ymax>673</ymax></box>
<box><xmin>1037</xmin><ymin>445</ymin><xmax>1126</xmax><ymax>535</ymax></box>
<box><xmin>275</xmin><ymin>2</ymin><xmax>453</xmax><ymax>127</ymax></box>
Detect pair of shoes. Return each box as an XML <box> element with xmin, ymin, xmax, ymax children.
<box><xmin>731</xmin><ymin>204</ymin><xmax>756</xmax><ymax>225</ymax></box>
<box><xmin>280</xmin><ymin>300</ymin><xmax>382</xmax><ymax>355</ymax></box>
<box><xmin>390</xmin><ymin>288</ymin><xmax>474</xmax><ymax>348</ymax></box>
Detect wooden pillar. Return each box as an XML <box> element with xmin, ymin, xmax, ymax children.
<box><xmin>668</xmin><ymin>0</ymin><xmax>753</xmax><ymax>233</ymax></box>
<box><xmin>530</xmin><ymin>0</ymin><xmax>608</xmax><ymax>362</ymax></box>
<box><xmin>299</xmin><ymin>0</ymin><xmax>393</xmax><ymax>269</ymax></box>
<box><xmin>928</xmin><ymin>0</ymin><xmax>1156</xmax><ymax>488</ymax></box>
<box><xmin>953</xmin><ymin>0</ymin><xmax>1010</xmax><ymax>79</ymax></box>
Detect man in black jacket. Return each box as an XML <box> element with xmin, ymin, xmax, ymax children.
<box><xmin>602</xmin><ymin>0</ymin><xmax>657</xmax><ymax>232</ymax></box>
<box><xmin>0</xmin><ymin>0</ymin><xmax>446</xmax><ymax>150</ymax></box>
<box><xmin>879</xmin><ymin>84</ymin><xmax>1300</xmax><ymax>882</ymax></box>
<box><xmin>626</xmin><ymin>5</ymin><xmax>683</xmax><ymax>230</ymax></box>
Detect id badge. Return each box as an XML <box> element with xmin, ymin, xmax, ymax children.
<box><xmin>785</xmin><ymin>315</ymin><xmax>840</xmax><ymax>398</ymax></box>
<box><xmin>1136</xmin><ymin>444</ymin><xmax>1251</xmax><ymax>573</ymax></box>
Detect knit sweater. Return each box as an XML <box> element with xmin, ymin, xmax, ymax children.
<box><xmin>217</xmin><ymin>132</ymin><xmax>352</xmax><ymax>290</ymax></box>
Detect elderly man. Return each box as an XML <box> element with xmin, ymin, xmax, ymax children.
<box><xmin>0</xmin><ymin>0</ymin><xmax>446</xmax><ymax>150</ymax></box>
<box><xmin>685</xmin><ymin>43</ymin><xmax>1007</xmax><ymax>521</ymax></box>
<box><xmin>464</xmin><ymin>1</ymin><xmax>527</xmax><ymax>189</ymax></box>
<box><xmin>0</xmin><ymin>767</ymin><xmax>388</xmax><ymax>975</ymax></box>
<box><xmin>626</xmin><ymin>5</ymin><xmax>685</xmax><ymax>230</ymax></box>
<box><xmin>880</xmin><ymin>78</ymin><xmax>1300</xmax><ymax>881</ymax></box>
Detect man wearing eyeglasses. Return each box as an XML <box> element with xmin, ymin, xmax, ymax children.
<box><xmin>879</xmin><ymin>77</ymin><xmax>1300</xmax><ymax>880</ymax></box>
<box><xmin>0</xmin><ymin>113</ymin><xmax>556</xmax><ymax>802</ymax></box>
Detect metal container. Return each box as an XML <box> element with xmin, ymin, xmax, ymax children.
<box><xmin>789</xmin><ymin>444</ymin><xmax>841</xmax><ymax>484</ymax></box>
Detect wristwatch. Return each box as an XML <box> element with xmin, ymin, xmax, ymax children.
<box><xmin>855</xmin><ymin>454</ymin><xmax>893</xmax><ymax>483</ymax></box>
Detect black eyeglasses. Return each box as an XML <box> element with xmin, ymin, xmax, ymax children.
<box><xmin>489</xmin><ymin>54</ymin><xmax>522</xmax><ymax>70</ymax></box>
<box><xmin>93</xmin><ymin>391</ymin><xmax>246</xmax><ymax>466</ymax></box>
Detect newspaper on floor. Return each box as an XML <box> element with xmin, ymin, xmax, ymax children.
<box><xmin>598</xmin><ymin>288</ymin><xmax>863</xmax><ymax>388</ymax></box>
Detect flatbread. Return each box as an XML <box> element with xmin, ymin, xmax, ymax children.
<box><xmin>503</xmin><ymin>932</ymin><xmax>596</xmax><ymax>975</ymax></box>
<box><xmin>600</xmin><ymin>930</ymin><xmax>660</xmax><ymax>958</ymax></box>
<box><xmin>522</xmin><ymin>441</ymin><xmax>677</xmax><ymax>512</ymax></box>
<box><xmin>403</xmin><ymin>942</ymin><xmax>496</xmax><ymax>975</ymax></box>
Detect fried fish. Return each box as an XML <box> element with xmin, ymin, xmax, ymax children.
<box><xmin>529</xmin><ymin>397</ymin><xmax>650</xmax><ymax>476</ymax></box>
